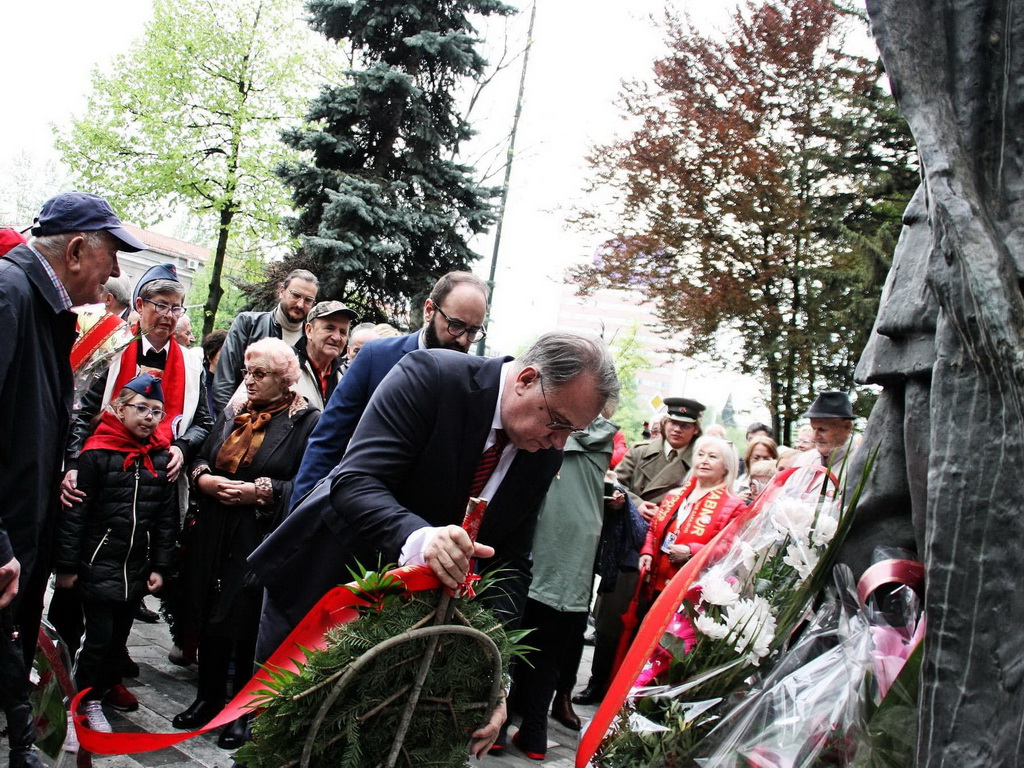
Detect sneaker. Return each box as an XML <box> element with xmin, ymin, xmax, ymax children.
<box><xmin>104</xmin><ymin>683</ymin><xmax>140</xmax><ymax>712</ymax></box>
<box><xmin>63</xmin><ymin>712</ymin><xmax>79</xmax><ymax>753</ymax></box>
<box><xmin>84</xmin><ymin>700</ymin><xmax>112</xmax><ymax>733</ymax></box>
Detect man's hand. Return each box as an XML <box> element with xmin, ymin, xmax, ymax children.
<box><xmin>147</xmin><ymin>572</ymin><xmax>164</xmax><ymax>593</ymax></box>
<box><xmin>60</xmin><ymin>469</ymin><xmax>86</xmax><ymax>508</ymax></box>
<box><xmin>424</xmin><ymin>525</ymin><xmax>495</xmax><ymax>590</ymax></box>
<box><xmin>469</xmin><ymin>696</ymin><xmax>506</xmax><ymax>760</ymax></box>
<box><xmin>0</xmin><ymin>556</ymin><xmax>20</xmax><ymax>609</ymax></box>
<box><xmin>638</xmin><ymin>501</ymin><xmax>659</xmax><ymax>522</ymax></box>
<box><xmin>166</xmin><ymin>445</ymin><xmax>184</xmax><ymax>482</ymax></box>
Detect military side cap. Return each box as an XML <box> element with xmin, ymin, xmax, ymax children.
<box><xmin>663</xmin><ymin>396</ymin><xmax>705</xmax><ymax>423</ymax></box>
<box><xmin>133</xmin><ymin>263</ymin><xmax>180</xmax><ymax>302</ymax></box>
<box><xmin>124</xmin><ymin>372</ymin><xmax>165</xmax><ymax>403</ymax></box>
<box><xmin>802</xmin><ymin>391</ymin><xmax>854</xmax><ymax>420</ymax></box>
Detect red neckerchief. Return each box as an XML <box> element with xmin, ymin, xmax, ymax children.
<box><xmin>113</xmin><ymin>333</ymin><xmax>186</xmax><ymax>444</ymax></box>
<box><xmin>82</xmin><ymin>410</ymin><xmax>171</xmax><ymax>477</ymax></box>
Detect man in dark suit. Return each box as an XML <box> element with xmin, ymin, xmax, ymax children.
<box><xmin>249</xmin><ymin>332</ymin><xmax>619</xmax><ymax>757</ymax></box>
<box><xmin>290</xmin><ymin>270</ymin><xmax>489</xmax><ymax>501</ymax></box>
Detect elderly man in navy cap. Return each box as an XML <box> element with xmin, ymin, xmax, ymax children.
<box><xmin>793</xmin><ymin>391</ymin><xmax>856</xmax><ymax>468</ymax></box>
<box><xmin>0</xmin><ymin>192</ymin><xmax>141</xmax><ymax>767</ymax></box>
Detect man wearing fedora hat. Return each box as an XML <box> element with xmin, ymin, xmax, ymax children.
<box><xmin>793</xmin><ymin>391</ymin><xmax>856</xmax><ymax>468</ymax></box>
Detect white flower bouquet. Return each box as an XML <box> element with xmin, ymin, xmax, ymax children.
<box><xmin>589</xmin><ymin>459</ymin><xmax>875</xmax><ymax>768</ymax></box>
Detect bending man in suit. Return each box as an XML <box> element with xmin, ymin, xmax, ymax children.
<box><xmin>249</xmin><ymin>331</ymin><xmax>619</xmax><ymax>757</ymax></box>
<box><xmin>290</xmin><ymin>271</ymin><xmax>489</xmax><ymax>502</ymax></box>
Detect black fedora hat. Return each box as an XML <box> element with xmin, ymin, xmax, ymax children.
<box><xmin>802</xmin><ymin>391</ymin><xmax>854</xmax><ymax>420</ymax></box>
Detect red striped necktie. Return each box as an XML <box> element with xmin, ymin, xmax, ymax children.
<box><xmin>470</xmin><ymin>429</ymin><xmax>509</xmax><ymax>498</ymax></box>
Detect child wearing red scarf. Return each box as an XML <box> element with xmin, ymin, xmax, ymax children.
<box><xmin>54</xmin><ymin>374</ymin><xmax>177</xmax><ymax>742</ymax></box>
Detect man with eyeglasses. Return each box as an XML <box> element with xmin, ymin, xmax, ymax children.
<box><xmin>249</xmin><ymin>331</ymin><xmax>619</xmax><ymax>758</ymax></box>
<box><xmin>289</xmin><ymin>271</ymin><xmax>489</xmax><ymax>502</ymax></box>
<box><xmin>211</xmin><ymin>268</ymin><xmax>319</xmax><ymax>413</ymax></box>
<box><xmin>56</xmin><ymin>263</ymin><xmax>213</xmax><ymax>712</ymax></box>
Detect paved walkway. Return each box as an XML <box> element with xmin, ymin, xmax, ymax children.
<box><xmin>33</xmin><ymin>594</ymin><xmax>600</xmax><ymax>768</ymax></box>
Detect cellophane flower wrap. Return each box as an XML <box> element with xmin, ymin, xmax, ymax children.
<box><xmin>593</xmin><ymin>460</ymin><xmax>874</xmax><ymax>768</ymax></box>
<box><xmin>70</xmin><ymin>307</ymin><xmax>136</xmax><ymax>406</ymax></box>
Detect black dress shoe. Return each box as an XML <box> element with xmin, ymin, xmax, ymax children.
<box><xmin>551</xmin><ymin>692</ymin><xmax>582</xmax><ymax>730</ymax></box>
<box><xmin>571</xmin><ymin>684</ymin><xmax>605</xmax><ymax>706</ymax></box>
<box><xmin>217</xmin><ymin>715</ymin><xmax>250</xmax><ymax>749</ymax></box>
<box><xmin>172</xmin><ymin>699</ymin><xmax>222</xmax><ymax>730</ymax></box>
<box><xmin>135</xmin><ymin>604</ymin><xmax>160</xmax><ymax>623</ymax></box>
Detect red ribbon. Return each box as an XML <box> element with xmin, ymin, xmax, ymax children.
<box><xmin>69</xmin><ymin>312</ymin><xmax>125</xmax><ymax>373</ymax></box>
<box><xmin>576</xmin><ymin>465</ymin><xmax>830</xmax><ymax>768</ymax></box>
<box><xmin>71</xmin><ymin>565</ymin><xmax>441</xmax><ymax>755</ymax></box>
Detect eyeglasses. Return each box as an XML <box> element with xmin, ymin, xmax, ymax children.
<box><xmin>123</xmin><ymin>403</ymin><xmax>166</xmax><ymax>422</ymax></box>
<box><xmin>143</xmin><ymin>299</ymin><xmax>186</xmax><ymax>318</ymax></box>
<box><xmin>539</xmin><ymin>376</ymin><xmax>587</xmax><ymax>435</ymax></box>
<box><xmin>434</xmin><ymin>305</ymin><xmax>486</xmax><ymax>342</ymax></box>
<box><xmin>287</xmin><ymin>289</ymin><xmax>317</xmax><ymax>306</ymax></box>
<box><xmin>240</xmin><ymin>367</ymin><xmax>273</xmax><ymax>382</ymax></box>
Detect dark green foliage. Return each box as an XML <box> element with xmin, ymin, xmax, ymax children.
<box><xmin>235</xmin><ymin>571</ymin><xmax>529</xmax><ymax>767</ymax></box>
<box><xmin>276</xmin><ymin>0</ymin><xmax>512</xmax><ymax>321</ymax></box>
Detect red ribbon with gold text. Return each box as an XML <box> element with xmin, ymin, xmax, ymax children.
<box><xmin>576</xmin><ymin>465</ymin><xmax>830</xmax><ymax>768</ymax></box>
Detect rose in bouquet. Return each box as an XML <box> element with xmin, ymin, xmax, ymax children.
<box><xmin>589</xmin><ymin>460</ymin><xmax>874</xmax><ymax>768</ymax></box>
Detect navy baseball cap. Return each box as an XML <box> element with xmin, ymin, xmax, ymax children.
<box><xmin>31</xmin><ymin>192</ymin><xmax>147</xmax><ymax>253</ymax></box>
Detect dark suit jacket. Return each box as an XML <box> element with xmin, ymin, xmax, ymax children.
<box><xmin>249</xmin><ymin>349</ymin><xmax>563</xmax><ymax>646</ymax></box>
<box><xmin>291</xmin><ymin>331</ymin><xmax>420</xmax><ymax>501</ymax></box>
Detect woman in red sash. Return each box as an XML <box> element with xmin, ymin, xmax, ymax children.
<box><xmin>639</xmin><ymin>436</ymin><xmax>744</xmax><ymax>600</ymax></box>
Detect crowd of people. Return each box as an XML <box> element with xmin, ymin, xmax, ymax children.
<box><xmin>0</xmin><ymin>191</ymin><xmax>859</xmax><ymax>766</ymax></box>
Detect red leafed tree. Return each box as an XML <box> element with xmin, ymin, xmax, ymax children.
<box><xmin>572</xmin><ymin>0</ymin><xmax>916</xmax><ymax>442</ymax></box>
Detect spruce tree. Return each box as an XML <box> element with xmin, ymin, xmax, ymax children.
<box><xmin>276</xmin><ymin>0</ymin><xmax>512</xmax><ymax>321</ymax></box>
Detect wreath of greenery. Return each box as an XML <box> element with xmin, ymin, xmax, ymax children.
<box><xmin>235</xmin><ymin>568</ymin><xmax>530</xmax><ymax>767</ymax></box>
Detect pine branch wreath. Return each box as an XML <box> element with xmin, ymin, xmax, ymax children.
<box><xmin>235</xmin><ymin>568</ymin><xmax>530</xmax><ymax>767</ymax></box>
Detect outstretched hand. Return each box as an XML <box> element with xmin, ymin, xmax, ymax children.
<box><xmin>424</xmin><ymin>525</ymin><xmax>495</xmax><ymax>590</ymax></box>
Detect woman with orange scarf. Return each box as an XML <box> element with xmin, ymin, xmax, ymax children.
<box><xmin>638</xmin><ymin>436</ymin><xmax>745</xmax><ymax>601</ymax></box>
<box><xmin>172</xmin><ymin>338</ymin><xmax>319</xmax><ymax>749</ymax></box>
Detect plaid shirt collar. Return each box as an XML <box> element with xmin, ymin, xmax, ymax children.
<box><xmin>28</xmin><ymin>245</ymin><xmax>73</xmax><ymax>311</ymax></box>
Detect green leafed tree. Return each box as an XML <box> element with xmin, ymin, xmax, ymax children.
<box><xmin>56</xmin><ymin>0</ymin><xmax>341</xmax><ymax>335</ymax></box>
<box><xmin>571</xmin><ymin>0</ymin><xmax>917</xmax><ymax>443</ymax></box>
<box><xmin>274</xmin><ymin>0</ymin><xmax>511</xmax><ymax>323</ymax></box>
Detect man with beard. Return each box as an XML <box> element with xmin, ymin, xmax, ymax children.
<box><xmin>290</xmin><ymin>271</ymin><xmax>488</xmax><ymax>502</ymax></box>
<box><xmin>211</xmin><ymin>269</ymin><xmax>319</xmax><ymax>413</ymax></box>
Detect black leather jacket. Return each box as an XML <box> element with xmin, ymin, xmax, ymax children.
<box><xmin>210</xmin><ymin>311</ymin><xmax>282</xmax><ymax>413</ymax></box>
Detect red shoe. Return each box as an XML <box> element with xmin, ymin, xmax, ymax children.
<box><xmin>104</xmin><ymin>683</ymin><xmax>139</xmax><ymax>712</ymax></box>
<box><xmin>513</xmin><ymin>731</ymin><xmax>546</xmax><ymax>761</ymax></box>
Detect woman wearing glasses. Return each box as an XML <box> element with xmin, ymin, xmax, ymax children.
<box><xmin>173</xmin><ymin>338</ymin><xmax>319</xmax><ymax>749</ymax></box>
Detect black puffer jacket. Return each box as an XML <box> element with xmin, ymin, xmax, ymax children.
<box><xmin>55</xmin><ymin>447</ymin><xmax>177</xmax><ymax>603</ymax></box>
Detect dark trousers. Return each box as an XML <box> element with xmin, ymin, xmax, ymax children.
<box><xmin>198</xmin><ymin>622</ymin><xmax>259</xmax><ymax>705</ymax></box>
<box><xmin>75</xmin><ymin>598</ymin><xmax>135</xmax><ymax>701</ymax></box>
<box><xmin>511</xmin><ymin>599</ymin><xmax>588</xmax><ymax>751</ymax></box>
<box><xmin>589</xmin><ymin>568</ymin><xmax>639</xmax><ymax>691</ymax></box>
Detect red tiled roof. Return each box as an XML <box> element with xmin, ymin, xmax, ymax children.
<box><xmin>122</xmin><ymin>224</ymin><xmax>209</xmax><ymax>262</ymax></box>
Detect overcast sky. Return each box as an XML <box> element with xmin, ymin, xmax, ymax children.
<box><xmin>0</xmin><ymin>0</ymin><xmax>775</xmax><ymax>420</ymax></box>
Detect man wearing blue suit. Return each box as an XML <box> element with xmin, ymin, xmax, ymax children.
<box><xmin>249</xmin><ymin>332</ymin><xmax>619</xmax><ymax>757</ymax></box>
<box><xmin>290</xmin><ymin>271</ymin><xmax>489</xmax><ymax>502</ymax></box>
